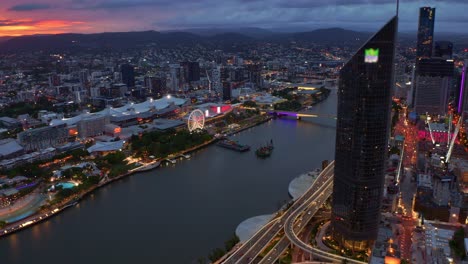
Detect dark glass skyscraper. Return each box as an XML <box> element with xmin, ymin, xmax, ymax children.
<box><xmin>121</xmin><ymin>64</ymin><xmax>135</xmax><ymax>88</ymax></box>
<box><xmin>416</xmin><ymin>7</ymin><xmax>435</xmax><ymax>59</ymax></box>
<box><xmin>331</xmin><ymin>16</ymin><xmax>397</xmax><ymax>251</ymax></box>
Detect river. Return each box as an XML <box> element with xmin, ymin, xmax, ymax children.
<box><xmin>0</xmin><ymin>91</ymin><xmax>337</xmax><ymax>264</ymax></box>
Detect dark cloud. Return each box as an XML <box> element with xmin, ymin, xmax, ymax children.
<box><xmin>0</xmin><ymin>19</ymin><xmax>24</xmax><ymax>26</ymax></box>
<box><xmin>8</xmin><ymin>3</ymin><xmax>51</xmax><ymax>11</ymax></box>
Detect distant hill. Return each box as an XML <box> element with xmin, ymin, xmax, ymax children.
<box><xmin>3</xmin><ymin>27</ymin><xmax>465</xmax><ymax>53</ymax></box>
<box><xmin>287</xmin><ymin>28</ymin><xmax>371</xmax><ymax>44</ymax></box>
<box><xmin>0</xmin><ymin>31</ymin><xmax>203</xmax><ymax>53</ymax></box>
<box><xmin>0</xmin><ymin>37</ymin><xmax>13</xmax><ymax>43</ymax></box>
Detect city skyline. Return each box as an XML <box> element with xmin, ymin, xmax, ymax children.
<box><xmin>0</xmin><ymin>0</ymin><xmax>466</xmax><ymax>36</ymax></box>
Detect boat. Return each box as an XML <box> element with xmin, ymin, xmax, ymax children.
<box><xmin>256</xmin><ymin>139</ymin><xmax>274</xmax><ymax>158</ymax></box>
<box><xmin>135</xmin><ymin>161</ymin><xmax>161</xmax><ymax>172</ymax></box>
<box><xmin>217</xmin><ymin>139</ymin><xmax>250</xmax><ymax>152</ymax></box>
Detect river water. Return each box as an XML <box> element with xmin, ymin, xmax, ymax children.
<box><xmin>0</xmin><ymin>91</ymin><xmax>337</xmax><ymax>264</ymax></box>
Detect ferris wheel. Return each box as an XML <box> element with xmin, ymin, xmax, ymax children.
<box><xmin>187</xmin><ymin>109</ymin><xmax>205</xmax><ymax>132</ymax></box>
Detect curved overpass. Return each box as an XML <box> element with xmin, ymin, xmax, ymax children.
<box><xmin>283</xmin><ymin>176</ymin><xmax>367</xmax><ymax>264</ymax></box>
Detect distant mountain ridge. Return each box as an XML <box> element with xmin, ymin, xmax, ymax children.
<box><xmin>0</xmin><ymin>27</ymin><xmax>465</xmax><ymax>53</ymax></box>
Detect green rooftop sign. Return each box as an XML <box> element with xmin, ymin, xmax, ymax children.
<box><xmin>364</xmin><ymin>48</ymin><xmax>379</xmax><ymax>63</ymax></box>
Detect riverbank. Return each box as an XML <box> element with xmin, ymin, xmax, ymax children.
<box><xmin>0</xmin><ymin>114</ymin><xmax>272</xmax><ymax>239</ymax></box>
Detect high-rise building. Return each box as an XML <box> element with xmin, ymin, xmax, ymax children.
<box><xmin>459</xmin><ymin>61</ymin><xmax>468</xmax><ymax>115</ymax></box>
<box><xmin>434</xmin><ymin>41</ymin><xmax>453</xmax><ymax>59</ymax></box>
<box><xmin>181</xmin><ymin>61</ymin><xmax>200</xmax><ymax>83</ymax></box>
<box><xmin>211</xmin><ymin>66</ymin><xmax>222</xmax><ymax>91</ymax></box>
<box><xmin>169</xmin><ymin>64</ymin><xmax>182</xmax><ymax>92</ymax></box>
<box><xmin>121</xmin><ymin>64</ymin><xmax>135</xmax><ymax>88</ymax></box>
<box><xmin>48</xmin><ymin>73</ymin><xmax>61</xmax><ymax>87</ymax></box>
<box><xmin>222</xmin><ymin>81</ymin><xmax>231</xmax><ymax>101</ymax></box>
<box><xmin>416</xmin><ymin>7</ymin><xmax>435</xmax><ymax>59</ymax></box>
<box><xmin>331</xmin><ymin>16</ymin><xmax>397</xmax><ymax>251</ymax></box>
<box><xmin>414</xmin><ymin>58</ymin><xmax>453</xmax><ymax>115</ymax></box>
<box><xmin>144</xmin><ymin>76</ymin><xmax>166</xmax><ymax>97</ymax></box>
<box><xmin>247</xmin><ymin>64</ymin><xmax>262</xmax><ymax>89</ymax></box>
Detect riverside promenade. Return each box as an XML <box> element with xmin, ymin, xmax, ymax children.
<box><xmin>0</xmin><ymin>115</ymin><xmax>272</xmax><ymax>239</ymax></box>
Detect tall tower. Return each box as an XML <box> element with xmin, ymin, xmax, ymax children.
<box><xmin>331</xmin><ymin>16</ymin><xmax>398</xmax><ymax>251</ymax></box>
<box><xmin>416</xmin><ymin>7</ymin><xmax>435</xmax><ymax>59</ymax></box>
<box><xmin>121</xmin><ymin>64</ymin><xmax>135</xmax><ymax>88</ymax></box>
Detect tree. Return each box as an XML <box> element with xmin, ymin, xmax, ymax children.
<box><xmin>208</xmin><ymin>248</ymin><xmax>225</xmax><ymax>262</ymax></box>
<box><xmin>242</xmin><ymin>101</ymin><xmax>257</xmax><ymax>108</ymax></box>
<box><xmin>0</xmin><ymin>220</ymin><xmax>6</xmax><ymax>229</ymax></box>
<box><xmin>224</xmin><ymin>234</ymin><xmax>240</xmax><ymax>251</ymax></box>
<box><xmin>450</xmin><ymin>227</ymin><xmax>465</xmax><ymax>259</ymax></box>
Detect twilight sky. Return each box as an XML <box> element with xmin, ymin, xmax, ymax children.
<box><xmin>0</xmin><ymin>0</ymin><xmax>467</xmax><ymax>36</ymax></box>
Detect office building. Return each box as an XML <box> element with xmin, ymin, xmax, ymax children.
<box><xmin>77</xmin><ymin>114</ymin><xmax>110</xmax><ymax>138</ymax></box>
<box><xmin>169</xmin><ymin>64</ymin><xmax>182</xmax><ymax>92</ymax></box>
<box><xmin>458</xmin><ymin>61</ymin><xmax>467</xmax><ymax>115</ymax></box>
<box><xmin>414</xmin><ymin>58</ymin><xmax>454</xmax><ymax>115</ymax></box>
<box><xmin>121</xmin><ymin>64</ymin><xmax>135</xmax><ymax>88</ymax></box>
<box><xmin>331</xmin><ymin>16</ymin><xmax>397</xmax><ymax>251</ymax></box>
<box><xmin>247</xmin><ymin>64</ymin><xmax>262</xmax><ymax>89</ymax></box>
<box><xmin>144</xmin><ymin>76</ymin><xmax>166</xmax><ymax>96</ymax></box>
<box><xmin>222</xmin><ymin>82</ymin><xmax>231</xmax><ymax>101</ymax></box>
<box><xmin>416</xmin><ymin>7</ymin><xmax>435</xmax><ymax>59</ymax></box>
<box><xmin>211</xmin><ymin>66</ymin><xmax>222</xmax><ymax>91</ymax></box>
<box><xmin>433</xmin><ymin>175</ymin><xmax>453</xmax><ymax>207</ymax></box>
<box><xmin>181</xmin><ymin>61</ymin><xmax>200</xmax><ymax>83</ymax></box>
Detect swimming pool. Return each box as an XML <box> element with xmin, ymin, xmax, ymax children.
<box><xmin>56</xmin><ymin>182</ymin><xmax>76</xmax><ymax>189</ymax></box>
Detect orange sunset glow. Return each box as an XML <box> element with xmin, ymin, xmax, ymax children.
<box><xmin>0</xmin><ymin>19</ymin><xmax>88</xmax><ymax>36</ymax></box>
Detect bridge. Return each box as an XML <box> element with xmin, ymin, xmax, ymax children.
<box><xmin>220</xmin><ymin>161</ymin><xmax>367</xmax><ymax>264</ymax></box>
<box><xmin>266</xmin><ymin>110</ymin><xmax>337</xmax><ymax>120</ymax></box>
<box><xmin>269</xmin><ymin>111</ymin><xmax>337</xmax><ymax>119</ymax></box>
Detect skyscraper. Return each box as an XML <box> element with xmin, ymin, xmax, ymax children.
<box><xmin>416</xmin><ymin>7</ymin><xmax>435</xmax><ymax>59</ymax></box>
<box><xmin>121</xmin><ymin>64</ymin><xmax>135</xmax><ymax>88</ymax></box>
<box><xmin>181</xmin><ymin>61</ymin><xmax>200</xmax><ymax>83</ymax></box>
<box><xmin>222</xmin><ymin>81</ymin><xmax>231</xmax><ymax>101</ymax></box>
<box><xmin>414</xmin><ymin>58</ymin><xmax>454</xmax><ymax>115</ymax></box>
<box><xmin>331</xmin><ymin>16</ymin><xmax>397</xmax><ymax>251</ymax></box>
<box><xmin>459</xmin><ymin>61</ymin><xmax>467</xmax><ymax>115</ymax></box>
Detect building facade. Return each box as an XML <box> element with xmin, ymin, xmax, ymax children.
<box><xmin>121</xmin><ymin>64</ymin><xmax>135</xmax><ymax>88</ymax></box>
<box><xmin>416</xmin><ymin>7</ymin><xmax>435</xmax><ymax>59</ymax></box>
<box><xmin>17</xmin><ymin>124</ymin><xmax>68</xmax><ymax>151</ymax></box>
<box><xmin>414</xmin><ymin>58</ymin><xmax>453</xmax><ymax>115</ymax></box>
<box><xmin>331</xmin><ymin>16</ymin><xmax>397</xmax><ymax>251</ymax></box>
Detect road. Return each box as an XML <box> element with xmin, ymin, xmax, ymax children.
<box><xmin>221</xmin><ymin>161</ymin><xmax>335</xmax><ymax>264</ymax></box>
<box><xmin>284</xmin><ymin>176</ymin><xmax>366</xmax><ymax>264</ymax></box>
<box><xmin>393</xmin><ymin>107</ymin><xmax>418</xmax><ymax>260</ymax></box>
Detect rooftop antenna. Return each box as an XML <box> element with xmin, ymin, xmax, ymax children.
<box><xmin>396</xmin><ymin>0</ymin><xmax>399</xmax><ymax>16</ymax></box>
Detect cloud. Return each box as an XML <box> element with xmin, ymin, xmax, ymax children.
<box><xmin>0</xmin><ymin>19</ymin><xmax>29</xmax><ymax>26</ymax></box>
<box><xmin>70</xmin><ymin>0</ymin><xmax>173</xmax><ymax>10</ymax></box>
<box><xmin>8</xmin><ymin>3</ymin><xmax>52</xmax><ymax>11</ymax></box>
<box><xmin>0</xmin><ymin>18</ymin><xmax>88</xmax><ymax>36</ymax></box>
<box><xmin>0</xmin><ymin>0</ymin><xmax>467</xmax><ymax>34</ymax></box>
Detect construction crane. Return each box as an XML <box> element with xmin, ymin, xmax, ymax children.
<box><xmin>426</xmin><ymin>114</ymin><xmax>436</xmax><ymax>145</ymax></box>
<box><xmin>445</xmin><ymin>115</ymin><xmax>462</xmax><ymax>164</ymax></box>
<box><xmin>205</xmin><ymin>69</ymin><xmax>212</xmax><ymax>93</ymax></box>
<box><xmin>447</xmin><ymin>113</ymin><xmax>453</xmax><ymax>146</ymax></box>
